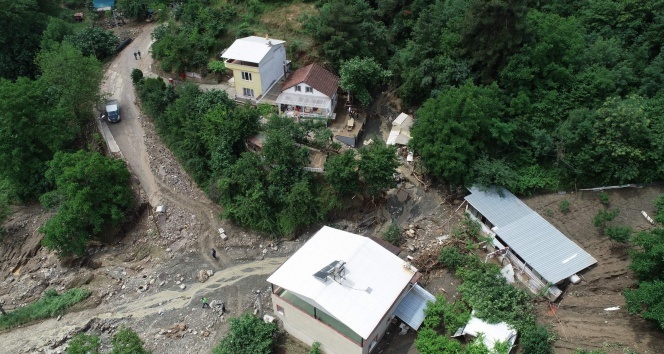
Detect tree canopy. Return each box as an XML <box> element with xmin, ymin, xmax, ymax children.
<box><xmin>40</xmin><ymin>151</ymin><xmax>134</xmax><ymax>257</ymax></box>
<box><xmin>212</xmin><ymin>313</ymin><xmax>277</xmax><ymax>354</ymax></box>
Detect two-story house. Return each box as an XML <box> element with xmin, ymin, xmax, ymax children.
<box><xmin>276</xmin><ymin>63</ymin><xmax>339</xmax><ymax>121</ymax></box>
<box><xmin>222</xmin><ymin>36</ymin><xmax>288</xmax><ymax>101</ymax></box>
<box><xmin>267</xmin><ymin>226</ymin><xmax>435</xmax><ymax>354</ymax></box>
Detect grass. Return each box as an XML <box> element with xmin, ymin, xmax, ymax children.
<box><xmin>0</xmin><ymin>288</ymin><xmax>90</xmax><ymax>330</ymax></box>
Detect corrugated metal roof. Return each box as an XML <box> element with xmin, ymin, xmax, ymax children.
<box><xmin>221</xmin><ymin>36</ymin><xmax>285</xmax><ymax>64</ymax></box>
<box><xmin>267</xmin><ymin>226</ymin><xmax>415</xmax><ymax>339</ymax></box>
<box><xmin>392</xmin><ymin>284</ymin><xmax>435</xmax><ymax>330</ymax></box>
<box><xmin>465</xmin><ymin>186</ymin><xmax>597</xmax><ymax>284</ymax></box>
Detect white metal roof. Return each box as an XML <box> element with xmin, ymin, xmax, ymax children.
<box><xmin>393</xmin><ymin>113</ymin><xmax>413</xmax><ymax>128</ymax></box>
<box><xmin>221</xmin><ymin>36</ymin><xmax>285</xmax><ymax>64</ymax></box>
<box><xmin>267</xmin><ymin>226</ymin><xmax>416</xmax><ymax>339</ymax></box>
<box><xmin>392</xmin><ymin>284</ymin><xmax>435</xmax><ymax>330</ymax></box>
<box><xmin>465</xmin><ymin>186</ymin><xmax>597</xmax><ymax>284</ymax></box>
<box><xmin>275</xmin><ymin>93</ymin><xmax>331</xmax><ymax>109</ymax></box>
<box><xmin>456</xmin><ymin>311</ymin><xmax>517</xmax><ymax>351</ymax></box>
<box><xmin>386</xmin><ymin>126</ymin><xmax>411</xmax><ymax>145</ymax></box>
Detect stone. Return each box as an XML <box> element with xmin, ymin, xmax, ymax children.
<box><xmin>166</xmin><ymin>248</ymin><xmax>171</xmax><ymax>252</ymax></box>
<box><xmin>263</xmin><ymin>315</ymin><xmax>275</xmax><ymax>323</ymax></box>
<box><xmin>197</xmin><ymin>270</ymin><xmax>209</xmax><ymax>283</ymax></box>
<box><xmin>179</xmin><ymin>284</ymin><xmax>186</xmax><ymax>290</ymax></box>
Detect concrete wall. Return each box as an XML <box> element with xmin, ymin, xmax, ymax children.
<box><xmin>272</xmin><ymin>293</ymin><xmax>365</xmax><ymax>354</ymax></box>
<box><xmin>259</xmin><ymin>44</ymin><xmax>287</xmax><ymax>93</ymax></box>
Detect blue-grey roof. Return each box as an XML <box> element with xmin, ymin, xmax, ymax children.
<box><xmin>393</xmin><ymin>284</ymin><xmax>435</xmax><ymax>330</ymax></box>
<box><xmin>465</xmin><ymin>186</ymin><xmax>597</xmax><ymax>284</ymax></box>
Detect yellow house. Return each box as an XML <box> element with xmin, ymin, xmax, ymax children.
<box><xmin>221</xmin><ymin>36</ymin><xmax>287</xmax><ymax>101</ymax></box>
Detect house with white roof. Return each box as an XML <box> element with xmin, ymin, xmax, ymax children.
<box><xmin>464</xmin><ymin>186</ymin><xmax>597</xmax><ymax>300</ymax></box>
<box><xmin>267</xmin><ymin>226</ymin><xmax>435</xmax><ymax>354</ymax></box>
<box><xmin>276</xmin><ymin>63</ymin><xmax>339</xmax><ymax>120</ymax></box>
<box><xmin>221</xmin><ymin>36</ymin><xmax>288</xmax><ymax>100</ymax></box>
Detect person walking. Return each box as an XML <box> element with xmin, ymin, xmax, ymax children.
<box><xmin>133</xmin><ymin>52</ymin><xmax>137</xmax><ymax>60</ymax></box>
<box><xmin>138</xmin><ymin>50</ymin><xmax>142</xmax><ymax>59</ymax></box>
<box><xmin>201</xmin><ymin>297</ymin><xmax>210</xmax><ymax>309</ymax></box>
<box><xmin>211</xmin><ymin>248</ymin><xmax>217</xmax><ymax>259</ymax></box>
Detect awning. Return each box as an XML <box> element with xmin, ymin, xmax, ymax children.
<box><xmin>393</xmin><ymin>284</ymin><xmax>435</xmax><ymax>330</ymax></box>
<box><xmin>276</xmin><ymin>93</ymin><xmax>331</xmax><ymax>109</ymax></box>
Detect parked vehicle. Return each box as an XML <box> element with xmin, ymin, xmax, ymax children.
<box><xmin>105</xmin><ymin>99</ymin><xmax>121</xmax><ymax>123</ymax></box>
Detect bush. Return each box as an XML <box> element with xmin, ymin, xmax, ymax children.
<box><xmin>67</xmin><ymin>334</ymin><xmax>100</xmax><ymax>354</ymax></box>
<box><xmin>0</xmin><ymin>288</ymin><xmax>90</xmax><ymax>330</ymax></box>
<box><xmin>592</xmin><ymin>208</ymin><xmax>619</xmax><ymax>228</ymax></box>
<box><xmin>598</xmin><ymin>192</ymin><xmax>610</xmax><ymax>205</ymax></box>
<box><xmin>310</xmin><ymin>342</ymin><xmax>321</xmax><ymax>354</ymax></box>
<box><xmin>382</xmin><ymin>223</ymin><xmax>402</xmax><ymax>246</ymax></box>
<box><xmin>131</xmin><ymin>69</ymin><xmax>144</xmax><ymax>85</ymax></box>
<box><xmin>111</xmin><ymin>326</ymin><xmax>149</xmax><ymax>354</ymax></box>
<box><xmin>212</xmin><ymin>313</ymin><xmax>278</xmax><ymax>354</ymax></box>
<box><xmin>519</xmin><ymin>324</ymin><xmax>554</xmax><ymax>354</ymax></box>
<box><xmin>604</xmin><ymin>225</ymin><xmax>632</xmax><ymax>243</ymax></box>
<box><xmin>438</xmin><ymin>246</ymin><xmax>475</xmax><ymax>271</ymax></box>
<box><xmin>559</xmin><ymin>199</ymin><xmax>571</xmax><ymax>213</ymax></box>
<box><xmin>654</xmin><ymin>195</ymin><xmax>664</xmax><ymax>224</ymax></box>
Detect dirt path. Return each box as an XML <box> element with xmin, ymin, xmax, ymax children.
<box><xmin>0</xmin><ymin>257</ymin><xmax>285</xmax><ymax>352</ymax></box>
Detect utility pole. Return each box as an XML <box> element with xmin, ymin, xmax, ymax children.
<box><xmin>112</xmin><ymin>9</ymin><xmax>121</xmax><ymax>39</ymax></box>
<box><xmin>255</xmin><ymin>290</ymin><xmax>263</xmax><ymax>319</ymax></box>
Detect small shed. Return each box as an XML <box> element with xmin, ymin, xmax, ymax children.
<box><xmin>386</xmin><ymin>113</ymin><xmax>413</xmax><ymax>146</ymax></box>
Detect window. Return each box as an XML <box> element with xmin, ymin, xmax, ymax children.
<box><xmin>305</xmin><ymin>86</ymin><xmax>313</xmax><ymax>93</ymax></box>
<box><xmin>295</xmin><ymin>85</ymin><xmax>301</xmax><ymax>92</ymax></box>
<box><xmin>243</xmin><ymin>88</ymin><xmax>254</xmax><ymax>97</ymax></box>
<box><xmin>241</xmin><ymin>72</ymin><xmax>252</xmax><ymax>81</ymax></box>
<box><xmin>276</xmin><ymin>305</ymin><xmax>284</xmax><ymax>316</ymax></box>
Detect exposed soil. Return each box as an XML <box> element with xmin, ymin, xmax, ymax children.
<box><xmin>524</xmin><ymin>186</ymin><xmax>664</xmax><ymax>354</ymax></box>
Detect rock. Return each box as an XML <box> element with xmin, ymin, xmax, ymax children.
<box><xmin>166</xmin><ymin>248</ymin><xmax>171</xmax><ymax>252</ymax></box>
<box><xmin>263</xmin><ymin>315</ymin><xmax>275</xmax><ymax>323</ymax></box>
<box><xmin>202</xmin><ymin>330</ymin><xmax>210</xmax><ymax>337</ymax></box>
<box><xmin>149</xmin><ymin>278</ymin><xmax>155</xmax><ymax>285</ymax></box>
<box><xmin>262</xmin><ymin>248</ymin><xmax>268</xmax><ymax>255</ymax></box>
<box><xmin>179</xmin><ymin>284</ymin><xmax>186</xmax><ymax>290</ymax></box>
<box><xmin>197</xmin><ymin>270</ymin><xmax>209</xmax><ymax>283</ymax></box>
<box><xmin>206</xmin><ymin>270</ymin><xmax>213</xmax><ymax>277</ymax></box>
<box><xmin>408</xmin><ymin>245</ymin><xmax>416</xmax><ymax>252</ymax></box>
<box><xmin>56</xmin><ymin>315</ymin><xmax>62</xmax><ymax>321</ymax></box>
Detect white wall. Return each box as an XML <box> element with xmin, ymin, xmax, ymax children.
<box><xmin>259</xmin><ymin>44</ymin><xmax>287</xmax><ymax>93</ymax></box>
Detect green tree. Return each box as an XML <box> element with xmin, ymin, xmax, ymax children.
<box><xmin>460</xmin><ymin>0</ymin><xmax>529</xmax><ymax>83</ymax></box>
<box><xmin>40</xmin><ymin>150</ymin><xmax>134</xmax><ymax>257</ymax></box>
<box><xmin>65</xmin><ymin>26</ymin><xmax>119</xmax><ymax>60</ymax></box>
<box><xmin>304</xmin><ymin>0</ymin><xmax>390</xmax><ymax>70</ymax></box>
<box><xmin>67</xmin><ymin>333</ymin><xmax>100</xmax><ymax>354</ymax></box>
<box><xmin>358</xmin><ymin>143</ymin><xmax>399</xmax><ymax>195</ymax></box>
<box><xmin>410</xmin><ymin>81</ymin><xmax>512</xmax><ymax>186</ymax></box>
<box><xmin>324</xmin><ymin>150</ymin><xmax>359</xmax><ymax>196</ymax></box>
<box><xmin>519</xmin><ymin>324</ymin><xmax>554</xmax><ymax>354</ymax></box>
<box><xmin>628</xmin><ymin>228</ymin><xmax>664</xmax><ymax>282</ymax></box>
<box><xmin>339</xmin><ymin>57</ymin><xmax>391</xmax><ymax>106</ymax></box>
<box><xmin>212</xmin><ymin>313</ymin><xmax>278</xmax><ymax>354</ymax></box>
<box><xmin>604</xmin><ymin>225</ymin><xmax>631</xmax><ymax>243</ymax></box>
<box><xmin>36</xmin><ymin>42</ymin><xmax>103</xmax><ymax>120</ymax></box>
<box><xmin>624</xmin><ymin>280</ymin><xmax>664</xmax><ymax>330</ymax></box>
<box><xmin>116</xmin><ymin>0</ymin><xmax>150</xmax><ymax>21</ymax></box>
<box><xmin>0</xmin><ymin>0</ymin><xmax>55</xmax><ymax>79</ymax></box>
<box><xmin>111</xmin><ymin>326</ymin><xmax>149</xmax><ymax>354</ymax></box>
<box><xmin>40</xmin><ymin>17</ymin><xmax>75</xmax><ymax>52</ymax></box>
<box><xmin>131</xmin><ymin>68</ymin><xmax>144</xmax><ymax>85</ymax></box>
<box><xmin>655</xmin><ymin>195</ymin><xmax>664</xmax><ymax>224</ymax></box>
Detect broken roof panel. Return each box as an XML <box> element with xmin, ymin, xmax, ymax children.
<box><xmin>464</xmin><ymin>186</ymin><xmax>597</xmax><ymax>284</ymax></box>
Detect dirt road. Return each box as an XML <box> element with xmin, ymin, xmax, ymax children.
<box><xmin>0</xmin><ymin>24</ymin><xmax>288</xmax><ymax>353</ymax></box>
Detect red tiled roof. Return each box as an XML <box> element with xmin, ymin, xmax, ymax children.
<box><xmin>281</xmin><ymin>63</ymin><xmax>340</xmax><ymax>98</ymax></box>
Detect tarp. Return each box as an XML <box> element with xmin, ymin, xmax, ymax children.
<box><xmin>454</xmin><ymin>311</ymin><xmax>517</xmax><ymax>352</ymax></box>
<box><xmin>93</xmin><ymin>0</ymin><xmax>115</xmax><ymax>10</ymax></box>
<box><xmin>393</xmin><ymin>284</ymin><xmax>435</xmax><ymax>330</ymax></box>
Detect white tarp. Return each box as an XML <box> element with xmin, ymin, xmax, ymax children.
<box><xmin>454</xmin><ymin>311</ymin><xmax>517</xmax><ymax>352</ymax></box>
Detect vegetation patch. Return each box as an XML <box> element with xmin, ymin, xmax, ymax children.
<box><xmin>0</xmin><ymin>288</ymin><xmax>90</xmax><ymax>330</ymax></box>
<box><xmin>212</xmin><ymin>313</ymin><xmax>278</xmax><ymax>354</ymax></box>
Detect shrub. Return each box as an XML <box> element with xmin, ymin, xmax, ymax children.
<box><xmin>67</xmin><ymin>334</ymin><xmax>100</xmax><ymax>354</ymax></box>
<box><xmin>654</xmin><ymin>195</ymin><xmax>664</xmax><ymax>224</ymax></box>
<box><xmin>382</xmin><ymin>223</ymin><xmax>402</xmax><ymax>246</ymax></box>
<box><xmin>604</xmin><ymin>225</ymin><xmax>632</xmax><ymax>243</ymax></box>
<box><xmin>0</xmin><ymin>288</ymin><xmax>90</xmax><ymax>330</ymax></box>
<box><xmin>519</xmin><ymin>324</ymin><xmax>554</xmax><ymax>354</ymax></box>
<box><xmin>131</xmin><ymin>68</ymin><xmax>144</xmax><ymax>85</ymax></box>
<box><xmin>111</xmin><ymin>326</ymin><xmax>149</xmax><ymax>354</ymax></box>
<box><xmin>212</xmin><ymin>313</ymin><xmax>278</xmax><ymax>354</ymax></box>
<box><xmin>438</xmin><ymin>246</ymin><xmax>476</xmax><ymax>271</ymax></box>
<box><xmin>208</xmin><ymin>60</ymin><xmax>227</xmax><ymax>74</ymax></box>
<box><xmin>592</xmin><ymin>208</ymin><xmax>619</xmax><ymax>228</ymax></box>
<box><xmin>310</xmin><ymin>342</ymin><xmax>321</xmax><ymax>354</ymax></box>
<box><xmin>598</xmin><ymin>192</ymin><xmax>610</xmax><ymax>205</ymax></box>
<box><xmin>559</xmin><ymin>199</ymin><xmax>571</xmax><ymax>213</ymax></box>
